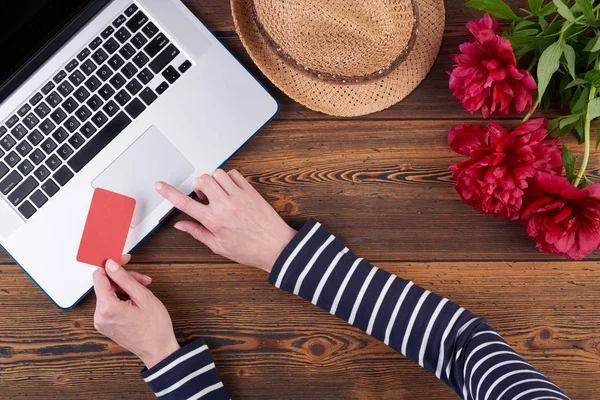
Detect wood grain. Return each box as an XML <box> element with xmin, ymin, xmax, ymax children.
<box><xmin>1</xmin><ymin>0</ymin><xmax>598</xmax><ymax>399</ymax></box>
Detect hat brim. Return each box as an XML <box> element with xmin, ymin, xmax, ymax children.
<box><xmin>231</xmin><ymin>0</ymin><xmax>446</xmax><ymax>117</ymax></box>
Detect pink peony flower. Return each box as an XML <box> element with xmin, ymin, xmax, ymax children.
<box><xmin>449</xmin><ymin>119</ymin><xmax>562</xmax><ymax>220</ymax></box>
<box><xmin>449</xmin><ymin>13</ymin><xmax>538</xmax><ymax>118</ymax></box>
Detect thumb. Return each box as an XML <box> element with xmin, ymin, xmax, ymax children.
<box><xmin>105</xmin><ymin>259</ymin><xmax>148</xmax><ymax>303</ymax></box>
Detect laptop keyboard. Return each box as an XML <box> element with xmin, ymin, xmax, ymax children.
<box><xmin>0</xmin><ymin>3</ymin><xmax>193</xmax><ymax>220</ymax></box>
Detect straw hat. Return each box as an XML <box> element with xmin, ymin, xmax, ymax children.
<box><xmin>231</xmin><ymin>0</ymin><xmax>446</xmax><ymax>117</ymax></box>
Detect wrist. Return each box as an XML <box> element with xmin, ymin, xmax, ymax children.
<box><xmin>141</xmin><ymin>337</ymin><xmax>181</xmax><ymax>369</ymax></box>
<box><xmin>261</xmin><ymin>225</ymin><xmax>297</xmax><ymax>273</ymax></box>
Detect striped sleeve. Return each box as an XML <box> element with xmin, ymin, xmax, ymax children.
<box><xmin>269</xmin><ymin>219</ymin><xmax>569</xmax><ymax>400</ymax></box>
<box><xmin>140</xmin><ymin>339</ymin><xmax>229</xmax><ymax>400</ymax></box>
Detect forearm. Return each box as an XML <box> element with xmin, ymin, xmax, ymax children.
<box><xmin>269</xmin><ymin>219</ymin><xmax>568</xmax><ymax>400</ymax></box>
<box><xmin>141</xmin><ymin>339</ymin><xmax>229</xmax><ymax>400</ymax></box>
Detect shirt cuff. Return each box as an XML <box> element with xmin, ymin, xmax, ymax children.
<box><xmin>140</xmin><ymin>339</ymin><xmax>229</xmax><ymax>399</ymax></box>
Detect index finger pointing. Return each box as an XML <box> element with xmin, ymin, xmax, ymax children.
<box><xmin>155</xmin><ymin>181</ymin><xmax>207</xmax><ymax>222</ymax></box>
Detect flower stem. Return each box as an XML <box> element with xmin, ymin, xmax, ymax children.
<box><xmin>574</xmin><ymin>86</ymin><xmax>597</xmax><ymax>187</ymax></box>
<box><xmin>522</xmin><ymin>97</ymin><xmax>540</xmax><ymax>123</ymax></box>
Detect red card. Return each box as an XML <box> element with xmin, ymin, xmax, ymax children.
<box><xmin>77</xmin><ymin>188</ymin><xmax>136</xmax><ymax>267</ymax></box>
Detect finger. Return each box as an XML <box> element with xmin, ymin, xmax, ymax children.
<box><xmin>93</xmin><ymin>268</ymin><xmax>117</xmax><ymax>301</ymax></box>
<box><xmin>212</xmin><ymin>169</ymin><xmax>239</xmax><ymax>195</ymax></box>
<box><xmin>128</xmin><ymin>271</ymin><xmax>152</xmax><ymax>286</ymax></box>
<box><xmin>194</xmin><ymin>188</ymin><xmax>208</xmax><ymax>204</ymax></box>
<box><xmin>120</xmin><ymin>254</ymin><xmax>132</xmax><ymax>265</ymax></box>
<box><xmin>227</xmin><ymin>169</ymin><xmax>253</xmax><ymax>191</ymax></box>
<box><xmin>155</xmin><ymin>181</ymin><xmax>209</xmax><ymax>222</ymax></box>
<box><xmin>104</xmin><ymin>259</ymin><xmax>149</xmax><ymax>303</ymax></box>
<box><xmin>174</xmin><ymin>221</ymin><xmax>218</xmax><ymax>251</ymax></box>
<box><xmin>193</xmin><ymin>174</ymin><xmax>227</xmax><ymax>202</ymax></box>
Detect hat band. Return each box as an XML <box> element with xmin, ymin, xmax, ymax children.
<box><xmin>251</xmin><ymin>1</ymin><xmax>420</xmax><ymax>84</ymax></box>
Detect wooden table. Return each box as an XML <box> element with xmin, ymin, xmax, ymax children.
<box><xmin>1</xmin><ymin>1</ymin><xmax>598</xmax><ymax>398</ymax></box>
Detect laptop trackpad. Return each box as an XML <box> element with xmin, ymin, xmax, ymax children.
<box><xmin>92</xmin><ymin>126</ymin><xmax>194</xmax><ymax>228</ymax></box>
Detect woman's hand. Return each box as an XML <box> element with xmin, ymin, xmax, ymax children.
<box><xmin>155</xmin><ymin>169</ymin><xmax>297</xmax><ymax>272</ymax></box>
<box><xmin>93</xmin><ymin>258</ymin><xmax>180</xmax><ymax>369</ymax></box>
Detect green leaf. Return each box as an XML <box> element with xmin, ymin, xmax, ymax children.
<box><xmin>559</xmin><ymin>114</ymin><xmax>583</xmax><ymax>128</ymax></box>
<box><xmin>515</xmin><ymin>20</ymin><xmax>537</xmax><ymax>30</ymax></box>
<box><xmin>589</xmin><ymin>97</ymin><xmax>600</xmax><ymax>120</ymax></box>
<box><xmin>584</xmin><ymin>36</ymin><xmax>600</xmax><ymax>52</ymax></box>
<box><xmin>596</xmin><ymin>124</ymin><xmax>600</xmax><ymax>150</ymax></box>
<box><xmin>529</xmin><ymin>0</ymin><xmax>544</xmax><ymax>13</ymax></box>
<box><xmin>539</xmin><ymin>15</ymin><xmax>549</xmax><ymax>30</ymax></box>
<box><xmin>563</xmin><ymin>43</ymin><xmax>577</xmax><ymax>79</ymax></box>
<box><xmin>552</xmin><ymin>0</ymin><xmax>576</xmax><ymax>22</ymax></box>
<box><xmin>539</xmin><ymin>2</ymin><xmax>558</xmax><ymax>16</ymax></box>
<box><xmin>585</xmin><ymin>70</ymin><xmax>600</xmax><ymax>87</ymax></box>
<box><xmin>566</xmin><ymin>78</ymin><xmax>589</xmax><ymax>89</ymax></box>
<box><xmin>575</xmin><ymin>0</ymin><xmax>595</xmax><ymax>25</ymax></box>
<box><xmin>513</xmin><ymin>28</ymin><xmax>540</xmax><ymax>36</ymax></box>
<box><xmin>572</xmin><ymin>86</ymin><xmax>590</xmax><ymax>113</ymax></box>
<box><xmin>537</xmin><ymin>41</ymin><xmax>563</xmax><ymax>100</ymax></box>
<box><xmin>562</xmin><ymin>145</ymin><xmax>577</xmax><ymax>179</ymax></box>
<box><xmin>465</xmin><ymin>0</ymin><xmax>522</xmax><ymax>21</ymax></box>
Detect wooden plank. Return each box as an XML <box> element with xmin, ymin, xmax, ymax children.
<box><xmin>1</xmin><ymin>261</ymin><xmax>598</xmax><ymax>399</ymax></box>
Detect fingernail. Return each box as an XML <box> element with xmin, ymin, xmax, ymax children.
<box><xmin>144</xmin><ymin>275</ymin><xmax>152</xmax><ymax>282</ymax></box>
<box><xmin>154</xmin><ymin>181</ymin><xmax>163</xmax><ymax>191</ymax></box>
<box><xmin>106</xmin><ymin>259</ymin><xmax>120</xmax><ymax>272</ymax></box>
<box><xmin>174</xmin><ymin>223</ymin><xmax>187</xmax><ymax>233</ymax></box>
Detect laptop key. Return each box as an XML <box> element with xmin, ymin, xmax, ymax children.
<box><xmin>92</xmin><ymin>111</ymin><xmax>109</xmax><ymax>128</ymax></box>
<box><xmin>34</xmin><ymin>102</ymin><xmax>51</xmax><ymax>119</ymax></box>
<box><xmin>179</xmin><ymin>60</ymin><xmax>192</xmax><ymax>74</ymax></box>
<box><xmin>50</xmin><ymin>109</ymin><xmax>67</xmax><ymax>124</ymax></box>
<box><xmin>92</xmin><ymin>48</ymin><xmax>108</xmax><ymax>64</ymax></box>
<box><xmin>41</xmin><ymin>138</ymin><xmax>57</xmax><ymax>155</ymax></box>
<box><xmin>0</xmin><ymin>162</ymin><xmax>7</xmax><ymax>180</ymax></box>
<box><xmin>103</xmin><ymin>38</ymin><xmax>120</xmax><ymax>54</ymax></box>
<box><xmin>16</xmin><ymin>141</ymin><xmax>32</xmax><ymax>157</ymax></box>
<box><xmin>85</xmin><ymin>76</ymin><xmax>102</xmax><ymax>92</ymax></box>
<box><xmin>34</xmin><ymin>165</ymin><xmax>50</xmax><ymax>181</ymax></box>
<box><xmin>124</xmin><ymin>4</ymin><xmax>138</xmax><ymax>17</ymax></box>
<box><xmin>86</xmin><ymin>95</ymin><xmax>103</xmax><ymax>111</ymax></box>
<box><xmin>30</xmin><ymin>190</ymin><xmax>48</xmax><ymax>208</ymax></box>
<box><xmin>17</xmin><ymin>159</ymin><xmax>34</xmax><ymax>176</ymax></box>
<box><xmin>119</xmin><ymin>43</ymin><xmax>136</xmax><ymax>60</ymax></box>
<box><xmin>140</xmin><ymin>87</ymin><xmax>158</xmax><ymax>106</ymax></box>
<box><xmin>29</xmin><ymin>149</ymin><xmax>45</xmax><ymax>165</ymax></box>
<box><xmin>97</xmin><ymin>65</ymin><xmax>114</xmax><ymax>82</ymax></box>
<box><xmin>68</xmin><ymin>70</ymin><xmax>86</xmax><ymax>86</ymax></box>
<box><xmin>1</xmin><ymin>135</ymin><xmax>16</xmax><ymax>151</ymax></box>
<box><xmin>144</xmin><ymin>33</ymin><xmax>169</xmax><ymax>58</ymax></box>
<box><xmin>126</xmin><ymin>11</ymin><xmax>149</xmax><ymax>33</ymax></box>
<box><xmin>4</xmin><ymin>151</ymin><xmax>20</xmax><ymax>167</ymax></box>
<box><xmin>126</xmin><ymin>78</ymin><xmax>142</xmax><ymax>95</ymax></box>
<box><xmin>108</xmin><ymin>54</ymin><xmax>125</xmax><ymax>71</ymax></box>
<box><xmin>77</xmin><ymin>48</ymin><xmax>91</xmax><ymax>61</ymax></box>
<box><xmin>109</xmin><ymin>73</ymin><xmax>126</xmax><ymax>90</ymax></box>
<box><xmin>115</xmin><ymin>27</ymin><xmax>132</xmax><ymax>44</ymax></box>
<box><xmin>81</xmin><ymin>59</ymin><xmax>98</xmax><ymax>75</ymax></box>
<box><xmin>0</xmin><ymin>126</ymin><xmax>6</xmax><ymax>136</ymax></box>
<box><xmin>65</xmin><ymin>59</ymin><xmax>79</xmax><ymax>73</ymax></box>
<box><xmin>45</xmin><ymin>154</ymin><xmax>61</xmax><ymax>171</ymax></box>
<box><xmin>133</xmin><ymin>52</ymin><xmax>149</xmax><ymax>69</ymax></box>
<box><xmin>156</xmin><ymin>81</ymin><xmax>169</xmax><ymax>95</ymax></box>
<box><xmin>113</xmin><ymin>14</ymin><xmax>127</xmax><ymax>28</ymax></box>
<box><xmin>68</xmin><ymin>133</ymin><xmax>85</xmax><ymax>150</ymax></box>
<box><xmin>46</xmin><ymin>91</ymin><xmax>63</xmax><ymax>108</ymax></box>
<box><xmin>0</xmin><ymin>171</ymin><xmax>23</xmax><ymax>195</ymax></box>
<box><xmin>27</xmin><ymin>129</ymin><xmax>44</xmax><ymax>146</ymax></box>
<box><xmin>74</xmin><ymin>87</ymin><xmax>91</xmax><ymax>103</ymax></box>
<box><xmin>53</xmin><ymin>166</ymin><xmax>74</xmax><ymax>186</ymax></box>
<box><xmin>115</xmin><ymin>90</ymin><xmax>131</xmax><ymax>107</ymax></box>
<box><xmin>53</xmin><ymin>70</ymin><xmax>67</xmax><ymax>84</ymax></box>
<box><xmin>103</xmin><ymin>100</ymin><xmax>119</xmax><ymax>117</ymax></box>
<box><xmin>5</xmin><ymin>115</ymin><xmax>19</xmax><ymax>129</ymax></box>
<box><xmin>39</xmin><ymin>119</ymin><xmax>56</xmax><ymax>135</ymax></box>
<box><xmin>57</xmin><ymin>144</ymin><xmax>74</xmax><ymax>160</ymax></box>
<box><xmin>52</xmin><ymin>127</ymin><xmax>69</xmax><ymax>143</ymax></box>
<box><xmin>143</xmin><ymin>22</ymin><xmax>159</xmax><ymax>38</ymax></box>
<box><xmin>101</xmin><ymin>26</ymin><xmax>115</xmax><ymax>39</ymax></box>
<box><xmin>23</xmin><ymin>113</ymin><xmax>39</xmax><ymax>130</ymax></box>
<box><xmin>125</xmin><ymin>98</ymin><xmax>146</xmax><ymax>119</ymax></box>
<box><xmin>42</xmin><ymin>179</ymin><xmax>59</xmax><ymax>197</ymax></box>
<box><xmin>64</xmin><ymin>117</ymin><xmax>81</xmax><ymax>133</ymax></box>
<box><xmin>11</xmin><ymin>124</ymin><xmax>28</xmax><ymax>140</ymax></box>
<box><xmin>30</xmin><ymin>92</ymin><xmax>43</xmax><ymax>106</ymax></box>
<box><xmin>90</xmin><ymin>37</ymin><xmax>103</xmax><ymax>50</ymax></box>
<box><xmin>121</xmin><ymin>62</ymin><xmax>138</xmax><ymax>79</ymax></box>
<box><xmin>149</xmin><ymin>44</ymin><xmax>180</xmax><ymax>74</ymax></box>
<box><xmin>80</xmin><ymin>122</ymin><xmax>97</xmax><ymax>138</ymax></box>
<box><xmin>57</xmin><ymin>81</ymin><xmax>74</xmax><ymax>97</ymax></box>
<box><xmin>41</xmin><ymin>82</ymin><xmax>55</xmax><ymax>95</ymax></box>
<box><xmin>99</xmin><ymin>84</ymin><xmax>115</xmax><ymax>100</ymax></box>
<box><xmin>62</xmin><ymin>98</ymin><xmax>79</xmax><ymax>114</ymax></box>
<box><xmin>75</xmin><ymin>105</ymin><xmax>92</xmax><ymax>122</ymax></box>
<box><xmin>137</xmin><ymin>68</ymin><xmax>154</xmax><ymax>85</ymax></box>
<box><xmin>8</xmin><ymin>176</ymin><xmax>38</xmax><ymax>206</ymax></box>
<box><xmin>68</xmin><ymin>112</ymin><xmax>132</xmax><ymax>173</ymax></box>
<box><xmin>131</xmin><ymin>32</ymin><xmax>148</xmax><ymax>50</ymax></box>
<box><xmin>18</xmin><ymin>104</ymin><xmax>31</xmax><ymax>117</ymax></box>
<box><xmin>18</xmin><ymin>201</ymin><xmax>36</xmax><ymax>219</ymax></box>
<box><xmin>162</xmin><ymin>66</ymin><xmax>176</xmax><ymax>79</ymax></box>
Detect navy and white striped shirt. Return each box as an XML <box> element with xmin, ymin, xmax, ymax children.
<box><xmin>141</xmin><ymin>219</ymin><xmax>569</xmax><ymax>400</ymax></box>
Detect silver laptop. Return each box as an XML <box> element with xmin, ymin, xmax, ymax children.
<box><xmin>0</xmin><ymin>0</ymin><xmax>278</xmax><ymax>309</ymax></box>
